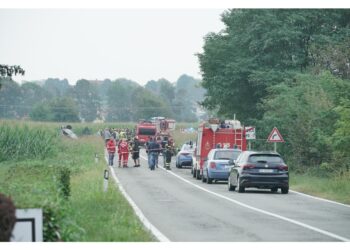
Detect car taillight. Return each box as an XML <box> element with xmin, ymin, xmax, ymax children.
<box><xmin>278</xmin><ymin>165</ymin><xmax>288</xmax><ymax>171</ymax></box>
<box><xmin>243</xmin><ymin>164</ymin><xmax>255</xmax><ymax>170</ymax></box>
<box><xmin>210</xmin><ymin>162</ymin><xmax>216</xmax><ymax>169</ymax></box>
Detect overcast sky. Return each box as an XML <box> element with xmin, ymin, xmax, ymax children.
<box><xmin>0</xmin><ymin>9</ymin><xmax>226</xmax><ymax>85</ymax></box>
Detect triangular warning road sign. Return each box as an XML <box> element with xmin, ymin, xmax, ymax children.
<box><xmin>267</xmin><ymin>127</ymin><xmax>284</xmax><ymax>142</ymax></box>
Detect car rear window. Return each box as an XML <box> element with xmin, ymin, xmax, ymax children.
<box><xmin>249</xmin><ymin>154</ymin><xmax>283</xmax><ymax>163</ymax></box>
<box><xmin>214</xmin><ymin>151</ymin><xmax>241</xmax><ymax>160</ymax></box>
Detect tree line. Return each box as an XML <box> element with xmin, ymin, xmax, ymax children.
<box><xmin>198</xmin><ymin>9</ymin><xmax>350</xmax><ymax>174</ymax></box>
<box><xmin>0</xmin><ymin>74</ymin><xmax>205</xmax><ymax>123</ymax></box>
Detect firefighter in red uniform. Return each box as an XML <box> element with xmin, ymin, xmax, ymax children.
<box><xmin>106</xmin><ymin>138</ymin><xmax>116</xmax><ymax>166</ymax></box>
<box><xmin>119</xmin><ymin>138</ymin><xmax>129</xmax><ymax>167</ymax></box>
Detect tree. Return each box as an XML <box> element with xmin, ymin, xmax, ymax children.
<box><xmin>73</xmin><ymin>79</ymin><xmax>101</xmax><ymax>122</ymax></box>
<box><xmin>19</xmin><ymin>82</ymin><xmax>52</xmax><ymax>117</ymax></box>
<box><xmin>197</xmin><ymin>9</ymin><xmax>350</xmax><ymax>122</ymax></box>
<box><xmin>0</xmin><ymin>78</ymin><xmax>22</xmax><ymax>118</ymax></box>
<box><xmin>0</xmin><ymin>64</ymin><xmax>25</xmax><ymax>89</ymax></box>
<box><xmin>30</xmin><ymin>97</ymin><xmax>80</xmax><ymax>122</ymax></box>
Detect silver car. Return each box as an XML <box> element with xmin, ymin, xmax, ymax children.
<box><xmin>202</xmin><ymin>148</ymin><xmax>242</xmax><ymax>184</ymax></box>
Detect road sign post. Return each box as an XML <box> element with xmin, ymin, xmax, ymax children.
<box><xmin>267</xmin><ymin>127</ymin><xmax>284</xmax><ymax>152</ymax></box>
<box><xmin>245</xmin><ymin>126</ymin><xmax>255</xmax><ymax>150</ymax></box>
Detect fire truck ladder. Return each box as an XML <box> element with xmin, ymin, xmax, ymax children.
<box><xmin>234</xmin><ymin>129</ymin><xmax>243</xmax><ymax>150</ymax></box>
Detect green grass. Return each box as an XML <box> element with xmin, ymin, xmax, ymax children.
<box><xmin>0</xmin><ymin>121</ymin><xmax>155</xmax><ymax>241</ymax></box>
<box><xmin>290</xmin><ymin>171</ymin><xmax>350</xmax><ymax>205</ymax></box>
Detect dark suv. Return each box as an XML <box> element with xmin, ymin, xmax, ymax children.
<box><xmin>228</xmin><ymin>151</ymin><xmax>289</xmax><ymax>194</ymax></box>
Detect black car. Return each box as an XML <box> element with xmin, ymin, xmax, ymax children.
<box><xmin>227</xmin><ymin>151</ymin><xmax>289</xmax><ymax>194</ymax></box>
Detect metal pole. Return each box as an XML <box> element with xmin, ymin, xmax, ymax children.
<box><xmin>274</xmin><ymin>142</ymin><xmax>277</xmax><ymax>152</ymax></box>
<box><xmin>248</xmin><ymin>141</ymin><xmax>251</xmax><ymax>150</ymax></box>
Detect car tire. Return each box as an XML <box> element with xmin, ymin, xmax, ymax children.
<box><xmin>271</xmin><ymin>187</ymin><xmax>278</xmax><ymax>193</ymax></box>
<box><xmin>228</xmin><ymin>177</ymin><xmax>236</xmax><ymax>191</ymax></box>
<box><xmin>202</xmin><ymin>172</ymin><xmax>206</xmax><ymax>182</ymax></box>
<box><xmin>206</xmin><ymin>171</ymin><xmax>213</xmax><ymax>184</ymax></box>
<box><xmin>281</xmin><ymin>187</ymin><xmax>289</xmax><ymax>194</ymax></box>
<box><xmin>196</xmin><ymin>169</ymin><xmax>201</xmax><ymax>180</ymax></box>
<box><xmin>237</xmin><ymin>176</ymin><xmax>245</xmax><ymax>193</ymax></box>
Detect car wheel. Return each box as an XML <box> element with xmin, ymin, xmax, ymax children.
<box><xmin>281</xmin><ymin>187</ymin><xmax>289</xmax><ymax>194</ymax></box>
<box><xmin>271</xmin><ymin>187</ymin><xmax>278</xmax><ymax>193</ymax></box>
<box><xmin>196</xmin><ymin>169</ymin><xmax>201</xmax><ymax>180</ymax></box>
<box><xmin>237</xmin><ymin>176</ymin><xmax>245</xmax><ymax>193</ymax></box>
<box><xmin>206</xmin><ymin>171</ymin><xmax>213</xmax><ymax>184</ymax></box>
<box><xmin>201</xmin><ymin>171</ymin><xmax>206</xmax><ymax>182</ymax></box>
<box><xmin>228</xmin><ymin>176</ymin><xmax>236</xmax><ymax>191</ymax></box>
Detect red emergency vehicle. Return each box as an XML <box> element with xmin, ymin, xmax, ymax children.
<box><xmin>192</xmin><ymin>118</ymin><xmax>247</xmax><ymax>179</ymax></box>
<box><xmin>135</xmin><ymin>120</ymin><xmax>157</xmax><ymax>145</ymax></box>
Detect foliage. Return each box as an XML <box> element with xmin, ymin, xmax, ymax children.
<box><xmin>197</xmin><ymin>9</ymin><xmax>350</xmax><ymax>122</ymax></box>
<box><xmin>30</xmin><ymin>97</ymin><xmax>80</xmax><ymax>122</ymax></box>
<box><xmin>260</xmin><ymin>72</ymin><xmax>350</xmax><ymax>172</ymax></box>
<box><xmin>0</xmin><ymin>123</ymin><xmax>58</xmax><ymax>161</ymax></box>
<box><xmin>0</xmin><ymin>64</ymin><xmax>25</xmax><ymax>90</ymax></box>
<box><xmin>58</xmin><ymin>167</ymin><xmax>71</xmax><ymax>200</ymax></box>
<box><xmin>73</xmin><ymin>79</ymin><xmax>101</xmax><ymax>122</ymax></box>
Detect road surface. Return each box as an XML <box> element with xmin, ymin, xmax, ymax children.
<box><xmin>109</xmin><ymin>149</ymin><xmax>350</xmax><ymax>242</ymax></box>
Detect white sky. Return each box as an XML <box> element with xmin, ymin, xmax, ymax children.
<box><xmin>0</xmin><ymin>9</ymin><xmax>226</xmax><ymax>85</ymax></box>
<box><xmin>1</xmin><ymin>0</ymin><xmax>348</xmax><ymax>86</ymax></box>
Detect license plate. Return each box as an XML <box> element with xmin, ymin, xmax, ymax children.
<box><xmin>259</xmin><ymin>169</ymin><xmax>274</xmax><ymax>173</ymax></box>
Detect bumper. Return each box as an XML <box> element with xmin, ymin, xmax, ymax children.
<box><xmin>208</xmin><ymin>170</ymin><xmax>230</xmax><ymax>180</ymax></box>
<box><xmin>179</xmin><ymin>160</ymin><xmax>193</xmax><ymax>166</ymax></box>
<box><xmin>240</xmin><ymin>174</ymin><xmax>289</xmax><ymax>188</ymax></box>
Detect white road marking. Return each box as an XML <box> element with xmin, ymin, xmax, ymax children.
<box><xmin>289</xmin><ymin>190</ymin><xmax>350</xmax><ymax>209</ymax></box>
<box><xmin>140</xmin><ymin>154</ymin><xmax>350</xmax><ymax>242</ymax></box>
<box><xmin>104</xmin><ymin>152</ymin><xmax>170</xmax><ymax>242</ymax></box>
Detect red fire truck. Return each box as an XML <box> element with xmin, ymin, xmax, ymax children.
<box><xmin>192</xmin><ymin>118</ymin><xmax>247</xmax><ymax>179</ymax></box>
<box><xmin>136</xmin><ymin>117</ymin><xmax>176</xmax><ymax>145</ymax></box>
<box><xmin>135</xmin><ymin>120</ymin><xmax>157</xmax><ymax>145</ymax></box>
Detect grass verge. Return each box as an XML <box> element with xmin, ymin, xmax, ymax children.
<box><xmin>0</xmin><ymin>122</ymin><xmax>155</xmax><ymax>241</ymax></box>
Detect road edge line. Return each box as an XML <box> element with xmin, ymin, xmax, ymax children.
<box><xmin>140</xmin><ymin>155</ymin><xmax>350</xmax><ymax>242</ymax></box>
<box><xmin>105</xmin><ymin>152</ymin><xmax>170</xmax><ymax>242</ymax></box>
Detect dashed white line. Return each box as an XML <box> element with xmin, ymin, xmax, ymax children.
<box><xmin>140</xmin><ymin>154</ymin><xmax>350</xmax><ymax>242</ymax></box>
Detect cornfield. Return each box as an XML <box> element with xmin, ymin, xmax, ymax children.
<box><xmin>0</xmin><ymin>123</ymin><xmax>58</xmax><ymax>161</ymax></box>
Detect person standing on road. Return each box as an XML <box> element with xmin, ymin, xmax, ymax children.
<box><xmin>119</xmin><ymin>138</ymin><xmax>129</xmax><ymax>168</ymax></box>
<box><xmin>106</xmin><ymin>138</ymin><xmax>116</xmax><ymax>167</ymax></box>
<box><xmin>163</xmin><ymin>144</ymin><xmax>173</xmax><ymax>170</ymax></box>
<box><xmin>148</xmin><ymin>137</ymin><xmax>160</xmax><ymax>171</ymax></box>
<box><xmin>103</xmin><ymin>128</ymin><xmax>111</xmax><ymax>146</ymax></box>
<box><xmin>131</xmin><ymin>136</ymin><xmax>141</xmax><ymax>167</ymax></box>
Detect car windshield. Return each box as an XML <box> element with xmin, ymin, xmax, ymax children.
<box><xmin>138</xmin><ymin>128</ymin><xmax>156</xmax><ymax>136</ymax></box>
<box><xmin>249</xmin><ymin>155</ymin><xmax>283</xmax><ymax>163</ymax></box>
<box><xmin>214</xmin><ymin>150</ymin><xmax>241</xmax><ymax>160</ymax></box>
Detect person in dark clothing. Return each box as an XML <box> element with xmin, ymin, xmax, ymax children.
<box><xmin>0</xmin><ymin>193</ymin><xmax>16</xmax><ymax>241</ymax></box>
<box><xmin>163</xmin><ymin>144</ymin><xmax>173</xmax><ymax>170</ymax></box>
<box><xmin>148</xmin><ymin>138</ymin><xmax>161</xmax><ymax>170</ymax></box>
<box><xmin>131</xmin><ymin>136</ymin><xmax>141</xmax><ymax>167</ymax></box>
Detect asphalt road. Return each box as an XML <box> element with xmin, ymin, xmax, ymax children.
<box><xmin>110</xmin><ymin>149</ymin><xmax>350</xmax><ymax>242</ymax></box>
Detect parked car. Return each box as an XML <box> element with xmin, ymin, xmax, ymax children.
<box><xmin>227</xmin><ymin>151</ymin><xmax>289</xmax><ymax>194</ymax></box>
<box><xmin>202</xmin><ymin>148</ymin><xmax>242</xmax><ymax>184</ymax></box>
<box><xmin>175</xmin><ymin>142</ymin><xmax>195</xmax><ymax>168</ymax></box>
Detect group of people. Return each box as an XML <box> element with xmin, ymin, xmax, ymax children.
<box><xmin>102</xmin><ymin>127</ymin><xmax>176</xmax><ymax>171</ymax></box>
<box><xmin>103</xmin><ymin>128</ymin><xmax>140</xmax><ymax>168</ymax></box>
<box><xmin>145</xmin><ymin>136</ymin><xmax>175</xmax><ymax>171</ymax></box>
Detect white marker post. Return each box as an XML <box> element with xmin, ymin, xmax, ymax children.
<box><xmin>95</xmin><ymin>153</ymin><xmax>99</xmax><ymax>163</ymax></box>
<box><xmin>103</xmin><ymin>169</ymin><xmax>109</xmax><ymax>192</ymax></box>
